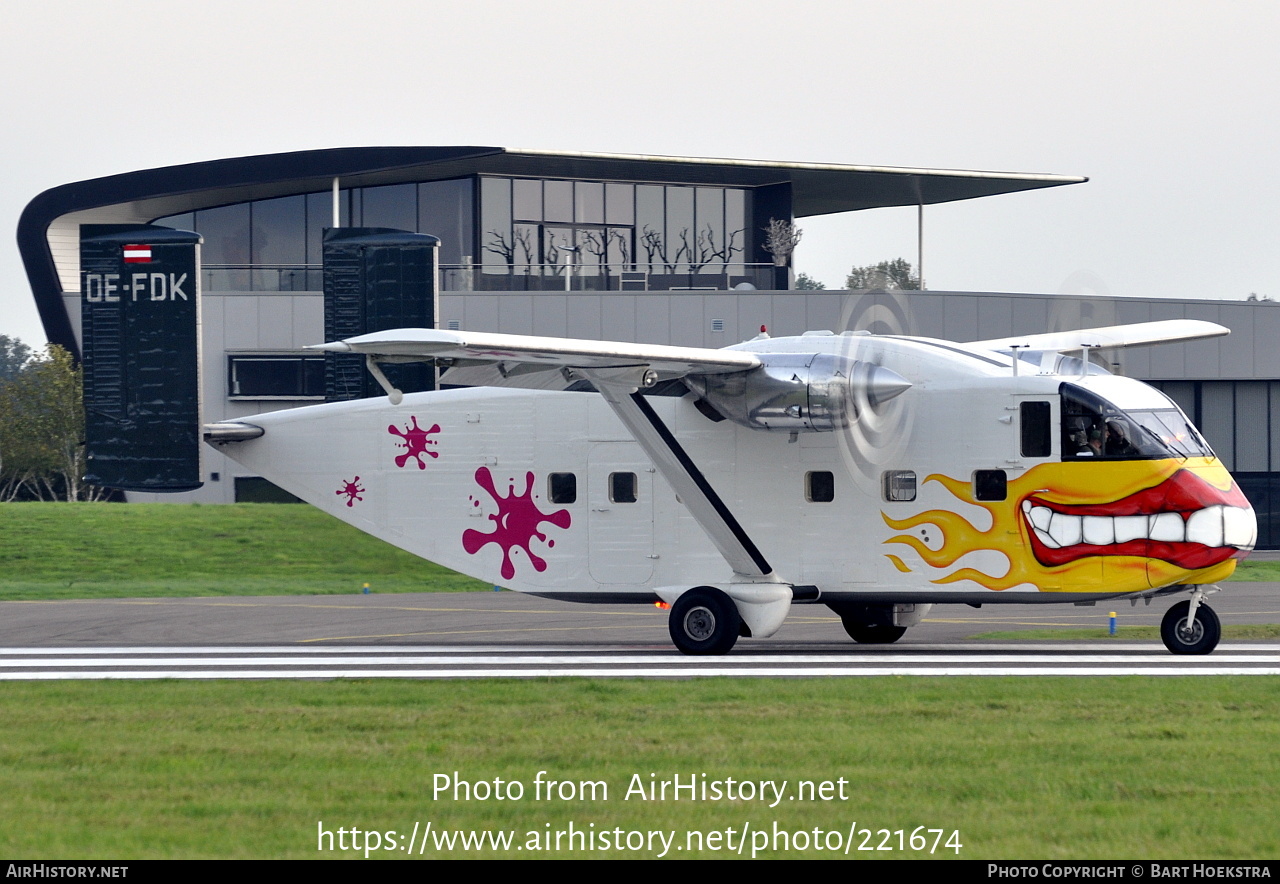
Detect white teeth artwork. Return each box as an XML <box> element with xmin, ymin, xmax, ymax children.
<box><xmin>1223</xmin><ymin>505</ymin><xmax>1259</xmax><ymax>548</ymax></box>
<box><xmin>1186</xmin><ymin>507</ymin><xmax>1225</xmax><ymax>548</ymax></box>
<box><xmin>1048</xmin><ymin>511</ymin><xmax>1083</xmax><ymax>546</ymax></box>
<box><xmin>1024</xmin><ymin>502</ymin><xmax>1052</xmax><ymax>532</ymax></box>
<box><xmin>1022</xmin><ymin>501</ymin><xmax>1255</xmax><ymax>549</ymax></box>
<box><xmin>1081</xmin><ymin>515</ymin><xmax>1114</xmax><ymax>546</ymax></box>
<box><xmin>1113</xmin><ymin>515</ymin><xmax>1148</xmax><ymax>544</ymax></box>
<box><xmin>1150</xmin><ymin>512</ymin><xmax>1184</xmax><ymax>543</ymax></box>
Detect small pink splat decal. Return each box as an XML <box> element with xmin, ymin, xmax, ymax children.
<box><xmin>336</xmin><ymin>476</ymin><xmax>365</xmax><ymax>507</ymax></box>
<box><xmin>463</xmin><ymin>467</ymin><xmax>571</xmax><ymax>581</ymax></box>
<box><xmin>389</xmin><ymin>416</ymin><xmax>440</xmax><ymax>469</ymax></box>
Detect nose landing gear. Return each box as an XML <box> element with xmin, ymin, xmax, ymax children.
<box><xmin>1160</xmin><ymin>587</ymin><xmax>1221</xmax><ymax>655</ymax></box>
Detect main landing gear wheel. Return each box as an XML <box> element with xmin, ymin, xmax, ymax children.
<box><xmin>841</xmin><ymin>619</ymin><xmax>908</xmax><ymax>644</ymax></box>
<box><xmin>1160</xmin><ymin>600</ymin><xmax>1221</xmax><ymax>655</ymax></box>
<box><xmin>669</xmin><ymin>587</ymin><xmax>741</xmax><ymax>656</ymax></box>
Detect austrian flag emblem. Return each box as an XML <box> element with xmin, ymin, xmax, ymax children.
<box><xmin>122</xmin><ymin>244</ymin><xmax>153</xmax><ymax>264</ymax></box>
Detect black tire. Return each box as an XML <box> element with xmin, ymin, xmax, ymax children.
<box><xmin>1160</xmin><ymin>600</ymin><xmax>1221</xmax><ymax>655</ymax></box>
<box><xmin>669</xmin><ymin>588</ymin><xmax>741</xmax><ymax>656</ymax></box>
<box><xmin>842</xmin><ymin>618</ymin><xmax>908</xmax><ymax>644</ymax></box>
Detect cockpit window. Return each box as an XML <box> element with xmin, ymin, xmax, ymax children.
<box><xmin>1060</xmin><ymin>383</ymin><xmax>1213</xmax><ymax>461</ymax></box>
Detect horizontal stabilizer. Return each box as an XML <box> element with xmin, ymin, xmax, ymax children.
<box><xmin>311</xmin><ymin>328</ymin><xmax>761</xmax><ymax>379</ymax></box>
<box><xmin>969</xmin><ymin>319</ymin><xmax>1229</xmax><ymax>353</ymax></box>
<box><xmin>203</xmin><ymin>422</ymin><xmax>264</xmax><ymax>442</ymax></box>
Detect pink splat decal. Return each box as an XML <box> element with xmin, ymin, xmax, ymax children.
<box><xmin>463</xmin><ymin>467</ymin><xmax>572</xmax><ymax>581</ymax></box>
<box><xmin>336</xmin><ymin>476</ymin><xmax>365</xmax><ymax>507</ymax></box>
<box><xmin>388</xmin><ymin>416</ymin><xmax>440</xmax><ymax>469</ymax></box>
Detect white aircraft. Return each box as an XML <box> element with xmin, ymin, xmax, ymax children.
<box><xmin>205</xmin><ymin>319</ymin><xmax>1256</xmax><ymax>655</ymax></box>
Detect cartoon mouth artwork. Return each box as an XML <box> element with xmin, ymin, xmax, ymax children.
<box><xmin>884</xmin><ymin>458</ymin><xmax>1256</xmax><ymax>593</ymax></box>
<box><xmin>1022</xmin><ymin>468</ymin><xmax>1255</xmax><ymax>572</ymax></box>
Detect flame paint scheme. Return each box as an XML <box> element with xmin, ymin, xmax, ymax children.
<box><xmin>886</xmin><ymin>459</ymin><xmax>1250</xmax><ymax>593</ymax></box>
<box><xmin>208</xmin><ymin>319</ymin><xmax>1255</xmax><ymax>655</ymax></box>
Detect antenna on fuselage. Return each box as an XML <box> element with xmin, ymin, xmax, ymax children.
<box><xmin>1078</xmin><ymin>343</ymin><xmax>1100</xmax><ymax>379</ymax></box>
<box><xmin>1009</xmin><ymin>344</ymin><xmax>1026</xmax><ymax>376</ymax></box>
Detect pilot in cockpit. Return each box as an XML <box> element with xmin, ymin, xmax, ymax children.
<box><xmin>1086</xmin><ymin>427</ymin><xmax>1104</xmax><ymax>457</ymax></box>
<box><xmin>1104</xmin><ymin>420</ymin><xmax>1137</xmax><ymax>457</ymax></box>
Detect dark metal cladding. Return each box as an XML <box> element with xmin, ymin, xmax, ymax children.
<box><xmin>322</xmin><ymin>228</ymin><xmax>441</xmax><ymax>401</ymax></box>
<box><xmin>80</xmin><ymin>224</ymin><xmax>203</xmax><ymax>491</ymax></box>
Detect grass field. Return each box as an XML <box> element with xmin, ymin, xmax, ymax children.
<box><xmin>0</xmin><ymin>502</ymin><xmax>490</xmax><ymax>598</ymax></box>
<box><xmin>1</xmin><ymin>678</ymin><xmax>1278</xmax><ymax>859</ymax></box>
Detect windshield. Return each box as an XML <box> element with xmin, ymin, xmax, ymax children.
<box><xmin>1061</xmin><ymin>383</ymin><xmax>1213</xmax><ymax>460</ymax></box>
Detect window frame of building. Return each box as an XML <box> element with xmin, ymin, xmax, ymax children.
<box><xmin>227</xmin><ymin>352</ymin><xmax>327</xmax><ymax>400</ymax></box>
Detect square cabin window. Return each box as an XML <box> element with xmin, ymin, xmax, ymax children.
<box><xmin>883</xmin><ymin>470</ymin><xmax>917</xmax><ymax>502</ymax></box>
<box><xmin>806</xmin><ymin>471</ymin><xmax>835</xmax><ymax>503</ymax></box>
<box><xmin>974</xmin><ymin>469</ymin><xmax>1007</xmax><ymax>502</ymax></box>
<box><xmin>609</xmin><ymin>472</ymin><xmax>637</xmax><ymax>503</ymax></box>
<box><xmin>548</xmin><ymin>473</ymin><xmax>577</xmax><ymax>505</ymax></box>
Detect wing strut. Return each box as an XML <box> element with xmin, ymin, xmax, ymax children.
<box><xmin>583</xmin><ymin>370</ymin><xmax>775</xmax><ymax>582</ymax></box>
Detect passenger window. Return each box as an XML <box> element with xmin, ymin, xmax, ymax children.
<box><xmin>806</xmin><ymin>471</ymin><xmax>835</xmax><ymax>503</ymax></box>
<box><xmin>882</xmin><ymin>470</ymin><xmax>917</xmax><ymax>502</ymax></box>
<box><xmin>974</xmin><ymin>470</ymin><xmax>1007</xmax><ymax>501</ymax></box>
<box><xmin>1020</xmin><ymin>401</ymin><xmax>1051</xmax><ymax>457</ymax></box>
<box><xmin>548</xmin><ymin>472</ymin><xmax>577</xmax><ymax>504</ymax></box>
<box><xmin>609</xmin><ymin>472</ymin><xmax>637</xmax><ymax>503</ymax></box>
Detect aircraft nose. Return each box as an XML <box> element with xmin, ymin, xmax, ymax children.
<box><xmin>1221</xmin><ymin>503</ymin><xmax>1258</xmax><ymax>555</ymax></box>
<box><xmin>1152</xmin><ymin>465</ymin><xmax>1259</xmax><ymax>557</ymax></box>
<box><xmin>1183</xmin><ymin>495</ymin><xmax>1257</xmax><ymax>556</ymax></box>
<box><xmin>1184</xmin><ymin>502</ymin><xmax>1255</xmax><ymax>550</ymax></box>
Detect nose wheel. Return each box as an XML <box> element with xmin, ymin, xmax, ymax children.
<box><xmin>1160</xmin><ymin>597</ymin><xmax>1221</xmax><ymax>655</ymax></box>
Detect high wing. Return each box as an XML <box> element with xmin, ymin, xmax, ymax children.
<box><xmin>314</xmin><ymin>328</ymin><xmax>778</xmax><ymax>584</ymax></box>
<box><xmin>312</xmin><ymin>328</ymin><xmax>761</xmax><ymax>378</ymax></box>
<box><xmin>968</xmin><ymin>319</ymin><xmax>1229</xmax><ymax>353</ymax></box>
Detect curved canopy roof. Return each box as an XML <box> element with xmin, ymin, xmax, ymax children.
<box><xmin>19</xmin><ymin>146</ymin><xmax>1086</xmax><ymax>350</ymax></box>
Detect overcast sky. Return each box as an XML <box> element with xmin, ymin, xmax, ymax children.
<box><xmin>2</xmin><ymin>0</ymin><xmax>1276</xmax><ymax>347</ymax></box>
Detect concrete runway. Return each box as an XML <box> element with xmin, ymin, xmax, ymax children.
<box><xmin>2</xmin><ymin>582</ymin><xmax>1277</xmax><ymax>650</ymax></box>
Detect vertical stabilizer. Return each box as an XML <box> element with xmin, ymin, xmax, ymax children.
<box><xmin>80</xmin><ymin>224</ymin><xmax>202</xmax><ymax>491</ymax></box>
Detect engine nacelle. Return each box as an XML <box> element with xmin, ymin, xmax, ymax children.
<box><xmin>685</xmin><ymin>353</ymin><xmax>911</xmax><ymax>432</ymax></box>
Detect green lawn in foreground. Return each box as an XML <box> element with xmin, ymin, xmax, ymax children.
<box><xmin>0</xmin><ymin>678</ymin><xmax>1276</xmax><ymax>859</ymax></box>
<box><xmin>0</xmin><ymin>502</ymin><xmax>490</xmax><ymax>598</ymax></box>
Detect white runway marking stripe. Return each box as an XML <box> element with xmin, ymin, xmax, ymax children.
<box><xmin>0</xmin><ymin>645</ymin><xmax>1277</xmax><ymax>678</ymax></box>
<box><xmin>0</xmin><ymin>653</ymin><xmax>1278</xmax><ymax>667</ymax></box>
<box><xmin>2</xmin><ymin>667</ymin><xmax>1280</xmax><ymax>680</ymax></box>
